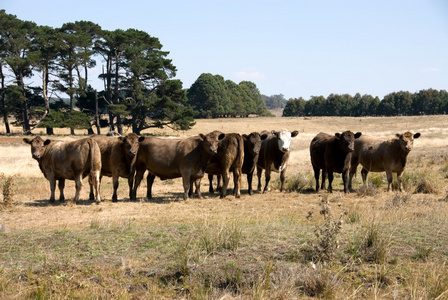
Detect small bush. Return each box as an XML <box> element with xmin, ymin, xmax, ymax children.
<box><xmin>0</xmin><ymin>173</ymin><xmax>16</xmax><ymax>208</ymax></box>
<box><xmin>311</xmin><ymin>195</ymin><xmax>344</xmax><ymax>262</ymax></box>
<box><xmin>272</xmin><ymin>173</ymin><xmax>314</xmax><ymax>192</ymax></box>
<box><xmin>385</xmin><ymin>193</ymin><xmax>412</xmax><ymax>209</ymax></box>
<box><xmin>349</xmin><ymin>221</ymin><xmax>391</xmax><ymax>264</ymax></box>
<box><xmin>356</xmin><ymin>183</ymin><xmax>379</xmax><ymax>197</ymax></box>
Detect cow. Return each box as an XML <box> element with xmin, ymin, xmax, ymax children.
<box><xmin>203</xmin><ymin>132</ymin><xmax>244</xmax><ymax>198</ymax></box>
<box><xmin>208</xmin><ymin>131</ymin><xmax>268</xmax><ymax>196</ymax></box>
<box><xmin>242</xmin><ymin>132</ymin><xmax>268</xmax><ymax>195</ymax></box>
<box><xmin>348</xmin><ymin>131</ymin><xmax>421</xmax><ymax>192</ymax></box>
<box><xmin>90</xmin><ymin>133</ymin><xmax>145</xmax><ymax>202</ymax></box>
<box><xmin>131</xmin><ymin>131</ymin><xmax>225</xmax><ymax>200</ymax></box>
<box><xmin>309</xmin><ymin>131</ymin><xmax>362</xmax><ymax>193</ymax></box>
<box><xmin>23</xmin><ymin>136</ymin><xmax>101</xmax><ymax>204</ymax></box>
<box><xmin>256</xmin><ymin>129</ymin><xmax>299</xmax><ymax>193</ymax></box>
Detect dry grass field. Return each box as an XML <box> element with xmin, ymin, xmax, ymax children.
<box><xmin>1</xmin><ymin>115</ymin><xmax>448</xmax><ymax>299</ymax></box>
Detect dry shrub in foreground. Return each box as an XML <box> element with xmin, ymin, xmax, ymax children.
<box><xmin>0</xmin><ymin>173</ymin><xmax>16</xmax><ymax>209</ymax></box>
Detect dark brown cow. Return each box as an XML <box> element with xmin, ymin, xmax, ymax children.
<box><xmin>348</xmin><ymin>132</ymin><xmax>421</xmax><ymax>192</ymax></box>
<box><xmin>204</xmin><ymin>133</ymin><xmax>244</xmax><ymax>198</ymax></box>
<box><xmin>23</xmin><ymin>136</ymin><xmax>101</xmax><ymax>204</ymax></box>
<box><xmin>257</xmin><ymin>129</ymin><xmax>299</xmax><ymax>193</ymax></box>
<box><xmin>208</xmin><ymin>131</ymin><xmax>268</xmax><ymax>196</ymax></box>
<box><xmin>131</xmin><ymin>131</ymin><xmax>225</xmax><ymax>200</ymax></box>
<box><xmin>90</xmin><ymin>133</ymin><xmax>145</xmax><ymax>201</ymax></box>
<box><xmin>310</xmin><ymin>131</ymin><xmax>362</xmax><ymax>193</ymax></box>
<box><xmin>242</xmin><ymin>132</ymin><xmax>268</xmax><ymax>195</ymax></box>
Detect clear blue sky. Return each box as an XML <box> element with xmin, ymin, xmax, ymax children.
<box><xmin>3</xmin><ymin>0</ymin><xmax>448</xmax><ymax>100</ymax></box>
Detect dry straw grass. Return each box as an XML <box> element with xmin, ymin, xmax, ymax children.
<box><xmin>1</xmin><ymin>115</ymin><xmax>448</xmax><ymax>298</ymax></box>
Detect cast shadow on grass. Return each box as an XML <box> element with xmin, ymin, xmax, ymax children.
<box><xmin>24</xmin><ymin>198</ymin><xmax>100</xmax><ymax>207</ymax></box>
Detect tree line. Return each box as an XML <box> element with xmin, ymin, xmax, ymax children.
<box><xmin>282</xmin><ymin>89</ymin><xmax>448</xmax><ymax>117</ymax></box>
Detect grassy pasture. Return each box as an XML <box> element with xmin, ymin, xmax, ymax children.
<box><xmin>1</xmin><ymin>115</ymin><xmax>448</xmax><ymax>299</ymax></box>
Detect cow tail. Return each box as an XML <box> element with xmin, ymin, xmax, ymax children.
<box><xmin>237</xmin><ymin>134</ymin><xmax>245</xmax><ymax>170</ymax></box>
<box><xmin>88</xmin><ymin>138</ymin><xmax>101</xmax><ymax>203</ymax></box>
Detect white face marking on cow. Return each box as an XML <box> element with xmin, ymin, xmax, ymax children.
<box><xmin>277</xmin><ymin>129</ymin><xmax>292</xmax><ymax>152</ymax></box>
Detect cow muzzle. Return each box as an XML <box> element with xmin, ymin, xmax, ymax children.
<box><xmin>281</xmin><ymin>147</ymin><xmax>289</xmax><ymax>152</ymax></box>
<box><xmin>406</xmin><ymin>146</ymin><xmax>412</xmax><ymax>151</ymax></box>
<box><xmin>32</xmin><ymin>153</ymin><xmax>40</xmax><ymax>160</ymax></box>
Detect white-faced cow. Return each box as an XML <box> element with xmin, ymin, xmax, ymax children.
<box><xmin>131</xmin><ymin>131</ymin><xmax>225</xmax><ymax>200</ymax></box>
<box><xmin>90</xmin><ymin>133</ymin><xmax>145</xmax><ymax>202</ymax></box>
<box><xmin>310</xmin><ymin>131</ymin><xmax>362</xmax><ymax>193</ymax></box>
<box><xmin>23</xmin><ymin>136</ymin><xmax>101</xmax><ymax>204</ymax></box>
<box><xmin>348</xmin><ymin>131</ymin><xmax>421</xmax><ymax>192</ymax></box>
<box><xmin>256</xmin><ymin>129</ymin><xmax>299</xmax><ymax>193</ymax></box>
<box><xmin>203</xmin><ymin>132</ymin><xmax>244</xmax><ymax>198</ymax></box>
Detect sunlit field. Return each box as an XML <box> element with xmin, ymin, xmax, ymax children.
<box><xmin>1</xmin><ymin>115</ymin><xmax>448</xmax><ymax>299</ymax></box>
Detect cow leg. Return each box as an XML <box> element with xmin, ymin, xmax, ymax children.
<box><xmin>233</xmin><ymin>169</ymin><xmax>242</xmax><ymax>198</ymax></box>
<box><xmin>58</xmin><ymin>179</ymin><xmax>65</xmax><ymax>202</ymax></box>
<box><xmin>312</xmin><ymin>165</ymin><xmax>320</xmax><ymax>192</ymax></box>
<box><xmin>146</xmin><ymin>174</ymin><xmax>156</xmax><ymax>199</ymax></box>
<box><xmin>181</xmin><ymin>174</ymin><xmax>191</xmax><ymax>200</ymax></box>
<box><xmin>216</xmin><ymin>175</ymin><xmax>222</xmax><ymax>192</ymax></box>
<box><xmin>385</xmin><ymin>170</ymin><xmax>393</xmax><ymax>192</ymax></box>
<box><xmin>189</xmin><ymin>180</ymin><xmax>194</xmax><ymax>198</ymax></box>
<box><xmin>321</xmin><ymin>170</ymin><xmax>327</xmax><ymax>190</ymax></box>
<box><xmin>73</xmin><ymin>175</ymin><xmax>83</xmax><ymax>204</ymax></box>
<box><xmin>327</xmin><ymin>170</ymin><xmax>334</xmax><ymax>193</ymax></box>
<box><xmin>220</xmin><ymin>171</ymin><xmax>230</xmax><ymax>198</ymax></box>
<box><xmin>247</xmin><ymin>172</ymin><xmax>254</xmax><ymax>195</ymax></box>
<box><xmin>131</xmin><ymin>167</ymin><xmax>145</xmax><ymax>200</ymax></box>
<box><xmin>194</xmin><ymin>179</ymin><xmax>203</xmax><ymax>199</ymax></box>
<box><xmin>348</xmin><ymin>162</ymin><xmax>358</xmax><ymax>191</ymax></box>
<box><xmin>127</xmin><ymin>176</ymin><xmax>134</xmax><ymax>200</ymax></box>
<box><xmin>89</xmin><ymin>170</ymin><xmax>101</xmax><ymax>204</ymax></box>
<box><xmin>257</xmin><ymin>166</ymin><xmax>263</xmax><ymax>192</ymax></box>
<box><xmin>342</xmin><ymin>169</ymin><xmax>349</xmax><ymax>193</ymax></box>
<box><xmin>361</xmin><ymin>167</ymin><xmax>369</xmax><ymax>186</ymax></box>
<box><xmin>263</xmin><ymin>166</ymin><xmax>271</xmax><ymax>193</ymax></box>
<box><xmin>208</xmin><ymin>174</ymin><xmax>215</xmax><ymax>194</ymax></box>
<box><xmin>397</xmin><ymin>171</ymin><xmax>404</xmax><ymax>192</ymax></box>
<box><xmin>280</xmin><ymin>168</ymin><xmax>287</xmax><ymax>192</ymax></box>
<box><xmin>112</xmin><ymin>173</ymin><xmax>119</xmax><ymax>202</ymax></box>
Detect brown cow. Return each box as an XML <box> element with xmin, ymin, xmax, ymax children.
<box><xmin>208</xmin><ymin>131</ymin><xmax>268</xmax><ymax>196</ymax></box>
<box><xmin>242</xmin><ymin>132</ymin><xmax>268</xmax><ymax>195</ymax></box>
<box><xmin>131</xmin><ymin>131</ymin><xmax>225</xmax><ymax>200</ymax></box>
<box><xmin>257</xmin><ymin>129</ymin><xmax>299</xmax><ymax>193</ymax></box>
<box><xmin>310</xmin><ymin>131</ymin><xmax>362</xmax><ymax>193</ymax></box>
<box><xmin>348</xmin><ymin>131</ymin><xmax>421</xmax><ymax>191</ymax></box>
<box><xmin>204</xmin><ymin>132</ymin><xmax>244</xmax><ymax>198</ymax></box>
<box><xmin>90</xmin><ymin>133</ymin><xmax>145</xmax><ymax>202</ymax></box>
<box><xmin>23</xmin><ymin>136</ymin><xmax>101</xmax><ymax>204</ymax></box>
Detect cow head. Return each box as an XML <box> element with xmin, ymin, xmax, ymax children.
<box><xmin>335</xmin><ymin>131</ymin><xmax>362</xmax><ymax>152</ymax></box>
<box><xmin>272</xmin><ymin>129</ymin><xmax>299</xmax><ymax>152</ymax></box>
<box><xmin>243</xmin><ymin>132</ymin><xmax>267</xmax><ymax>155</ymax></box>
<box><xmin>23</xmin><ymin>136</ymin><xmax>51</xmax><ymax>160</ymax></box>
<box><xmin>119</xmin><ymin>133</ymin><xmax>143</xmax><ymax>157</ymax></box>
<box><xmin>199</xmin><ymin>131</ymin><xmax>225</xmax><ymax>154</ymax></box>
<box><xmin>396</xmin><ymin>131</ymin><xmax>421</xmax><ymax>152</ymax></box>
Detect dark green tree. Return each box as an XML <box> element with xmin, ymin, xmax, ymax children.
<box><xmin>0</xmin><ymin>10</ymin><xmax>36</xmax><ymax>133</ymax></box>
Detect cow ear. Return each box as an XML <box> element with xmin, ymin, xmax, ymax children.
<box><xmin>355</xmin><ymin>132</ymin><xmax>362</xmax><ymax>139</ymax></box>
<box><xmin>242</xmin><ymin>134</ymin><xmax>248</xmax><ymax>140</ymax></box>
<box><xmin>199</xmin><ymin>133</ymin><xmax>206</xmax><ymax>140</ymax></box>
<box><xmin>260</xmin><ymin>133</ymin><xmax>268</xmax><ymax>140</ymax></box>
<box><xmin>414</xmin><ymin>132</ymin><xmax>421</xmax><ymax>139</ymax></box>
<box><xmin>335</xmin><ymin>133</ymin><xmax>341</xmax><ymax>138</ymax></box>
<box><xmin>291</xmin><ymin>130</ymin><xmax>299</xmax><ymax>137</ymax></box>
<box><xmin>396</xmin><ymin>133</ymin><xmax>402</xmax><ymax>139</ymax></box>
<box><xmin>138</xmin><ymin>136</ymin><xmax>145</xmax><ymax>142</ymax></box>
<box><xmin>218</xmin><ymin>133</ymin><xmax>226</xmax><ymax>140</ymax></box>
<box><xmin>44</xmin><ymin>139</ymin><xmax>51</xmax><ymax>146</ymax></box>
<box><xmin>118</xmin><ymin>136</ymin><xmax>126</xmax><ymax>142</ymax></box>
<box><xmin>23</xmin><ymin>138</ymin><xmax>31</xmax><ymax>144</ymax></box>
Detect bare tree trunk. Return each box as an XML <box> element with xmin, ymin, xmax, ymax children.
<box><xmin>0</xmin><ymin>65</ymin><xmax>11</xmax><ymax>134</ymax></box>
<box><xmin>95</xmin><ymin>89</ymin><xmax>101</xmax><ymax>134</ymax></box>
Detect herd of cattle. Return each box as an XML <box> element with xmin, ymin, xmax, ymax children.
<box><xmin>22</xmin><ymin>128</ymin><xmax>421</xmax><ymax>204</ymax></box>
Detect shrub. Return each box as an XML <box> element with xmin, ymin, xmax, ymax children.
<box><xmin>0</xmin><ymin>173</ymin><xmax>16</xmax><ymax>208</ymax></box>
